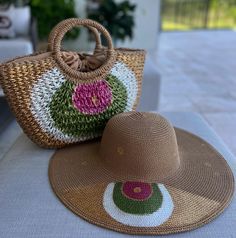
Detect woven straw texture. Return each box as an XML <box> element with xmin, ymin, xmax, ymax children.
<box><xmin>0</xmin><ymin>18</ymin><xmax>145</xmax><ymax>148</ymax></box>
<box><xmin>49</xmin><ymin>112</ymin><xmax>234</xmax><ymax>235</ymax></box>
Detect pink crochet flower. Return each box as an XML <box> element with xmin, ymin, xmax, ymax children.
<box><xmin>72</xmin><ymin>80</ymin><xmax>112</xmax><ymax>115</ymax></box>
<box><xmin>122</xmin><ymin>182</ymin><xmax>153</xmax><ymax>200</ymax></box>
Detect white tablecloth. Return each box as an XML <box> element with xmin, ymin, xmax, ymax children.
<box><xmin>0</xmin><ymin>112</ymin><xmax>235</xmax><ymax>238</ymax></box>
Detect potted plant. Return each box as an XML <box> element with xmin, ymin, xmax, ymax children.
<box><xmin>87</xmin><ymin>0</ymin><xmax>136</xmax><ymax>46</ymax></box>
<box><xmin>29</xmin><ymin>0</ymin><xmax>79</xmax><ymax>41</ymax></box>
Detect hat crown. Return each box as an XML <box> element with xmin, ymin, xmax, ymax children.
<box><xmin>100</xmin><ymin>112</ymin><xmax>180</xmax><ymax>181</ymax></box>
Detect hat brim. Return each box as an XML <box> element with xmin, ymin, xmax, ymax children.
<box><xmin>49</xmin><ymin>128</ymin><xmax>234</xmax><ymax>235</ymax></box>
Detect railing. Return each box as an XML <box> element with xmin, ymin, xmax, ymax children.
<box><xmin>161</xmin><ymin>0</ymin><xmax>236</xmax><ymax>31</ymax></box>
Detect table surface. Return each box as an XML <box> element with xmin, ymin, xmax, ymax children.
<box><xmin>0</xmin><ymin>112</ymin><xmax>235</xmax><ymax>238</ymax></box>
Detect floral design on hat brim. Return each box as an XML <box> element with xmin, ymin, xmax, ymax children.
<box><xmin>103</xmin><ymin>182</ymin><xmax>174</xmax><ymax>227</ymax></box>
<box><xmin>30</xmin><ymin>61</ymin><xmax>137</xmax><ymax>143</ymax></box>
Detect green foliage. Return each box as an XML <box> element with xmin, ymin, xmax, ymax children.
<box><xmin>229</xmin><ymin>7</ymin><xmax>236</xmax><ymax>20</ymax></box>
<box><xmin>162</xmin><ymin>0</ymin><xmax>236</xmax><ymax>31</ymax></box>
<box><xmin>30</xmin><ymin>0</ymin><xmax>79</xmax><ymax>40</ymax></box>
<box><xmin>88</xmin><ymin>0</ymin><xmax>136</xmax><ymax>42</ymax></box>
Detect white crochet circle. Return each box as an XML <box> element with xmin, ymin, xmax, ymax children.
<box><xmin>110</xmin><ymin>61</ymin><xmax>138</xmax><ymax>111</ymax></box>
<box><xmin>30</xmin><ymin>62</ymin><xmax>137</xmax><ymax>142</ymax></box>
<box><xmin>103</xmin><ymin>183</ymin><xmax>174</xmax><ymax>227</ymax></box>
<box><xmin>30</xmin><ymin>68</ymin><xmax>86</xmax><ymax>143</ymax></box>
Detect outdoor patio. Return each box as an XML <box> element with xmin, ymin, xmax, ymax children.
<box><xmin>157</xmin><ymin>30</ymin><xmax>236</xmax><ymax>156</ymax></box>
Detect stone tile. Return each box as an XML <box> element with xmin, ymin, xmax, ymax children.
<box><xmin>161</xmin><ymin>76</ymin><xmax>200</xmax><ymax>96</ymax></box>
<box><xmin>193</xmin><ymin>80</ymin><xmax>230</xmax><ymax>97</ymax></box>
<box><xmin>159</xmin><ymin>95</ymin><xmax>196</xmax><ymax>112</ymax></box>
<box><xmin>191</xmin><ymin>96</ymin><xmax>236</xmax><ymax>113</ymax></box>
<box><xmin>156</xmin><ymin>30</ymin><xmax>236</xmax><ymax>155</ymax></box>
<box><xmin>203</xmin><ymin>112</ymin><xmax>236</xmax><ymax>156</ymax></box>
<box><xmin>229</xmin><ymin>90</ymin><xmax>236</xmax><ymax>100</ymax></box>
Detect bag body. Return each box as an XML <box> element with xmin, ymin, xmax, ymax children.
<box><xmin>0</xmin><ymin>18</ymin><xmax>146</xmax><ymax>148</ymax></box>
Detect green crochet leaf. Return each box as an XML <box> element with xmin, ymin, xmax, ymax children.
<box><xmin>113</xmin><ymin>182</ymin><xmax>163</xmax><ymax>215</ymax></box>
<box><xmin>49</xmin><ymin>75</ymin><xmax>127</xmax><ymax>137</ymax></box>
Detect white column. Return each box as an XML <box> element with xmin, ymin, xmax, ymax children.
<box><xmin>115</xmin><ymin>0</ymin><xmax>161</xmax><ymax>52</ymax></box>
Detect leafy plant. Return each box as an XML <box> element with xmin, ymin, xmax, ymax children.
<box><xmin>88</xmin><ymin>0</ymin><xmax>136</xmax><ymax>44</ymax></box>
<box><xmin>29</xmin><ymin>0</ymin><xmax>79</xmax><ymax>40</ymax></box>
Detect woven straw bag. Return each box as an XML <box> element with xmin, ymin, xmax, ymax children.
<box><xmin>0</xmin><ymin>18</ymin><xmax>146</xmax><ymax>148</ymax></box>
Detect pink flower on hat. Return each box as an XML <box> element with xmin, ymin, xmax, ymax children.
<box><xmin>72</xmin><ymin>80</ymin><xmax>112</xmax><ymax>115</ymax></box>
<box><xmin>122</xmin><ymin>181</ymin><xmax>153</xmax><ymax>200</ymax></box>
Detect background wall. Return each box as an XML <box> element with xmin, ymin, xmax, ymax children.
<box><xmin>115</xmin><ymin>0</ymin><xmax>161</xmax><ymax>52</ymax></box>
<box><xmin>63</xmin><ymin>0</ymin><xmax>88</xmax><ymax>51</ymax></box>
<box><xmin>65</xmin><ymin>0</ymin><xmax>161</xmax><ymax>52</ymax></box>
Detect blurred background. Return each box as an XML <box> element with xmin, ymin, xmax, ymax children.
<box><xmin>0</xmin><ymin>0</ymin><xmax>236</xmax><ymax>157</ymax></box>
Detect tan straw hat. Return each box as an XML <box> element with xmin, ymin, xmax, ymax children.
<box><xmin>49</xmin><ymin>112</ymin><xmax>234</xmax><ymax>235</ymax></box>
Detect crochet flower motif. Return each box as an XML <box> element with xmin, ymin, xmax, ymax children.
<box><xmin>30</xmin><ymin>62</ymin><xmax>137</xmax><ymax>142</ymax></box>
<box><xmin>103</xmin><ymin>181</ymin><xmax>174</xmax><ymax>227</ymax></box>
<box><xmin>72</xmin><ymin>80</ymin><xmax>112</xmax><ymax>115</ymax></box>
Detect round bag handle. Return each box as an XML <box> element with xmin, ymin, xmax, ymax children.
<box><xmin>50</xmin><ymin>18</ymin><xmax>116</xmax><ymax>81</ymax></box>
<box><xmin>48</xmin><ymin>19</ymin><xmax>103</xmax><ymax>51</ymax></box>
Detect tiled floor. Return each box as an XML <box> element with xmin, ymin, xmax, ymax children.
<box><xmin>157</xmin><ymin>30</ymin><xmax>236</xmax><ymax>156</ymax></box>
